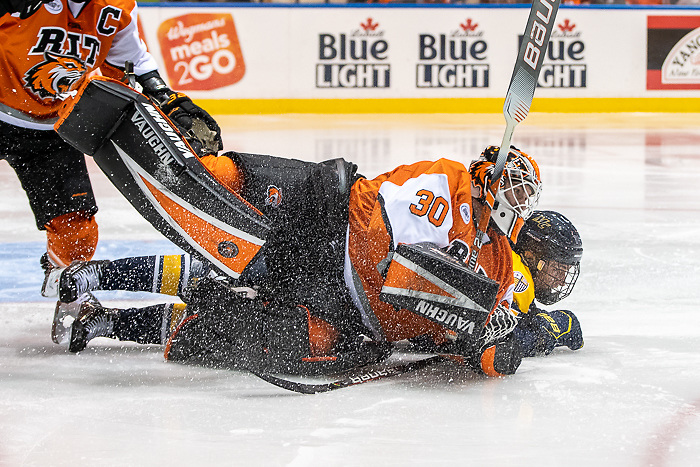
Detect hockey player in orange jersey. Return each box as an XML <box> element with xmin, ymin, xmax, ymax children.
<box><xmin>44</xmin><ymin>145</ymin><xmax>542</xmax><ymax>379</ymax></box>
<box><xmin>0</xmin><ymin>0</ymin><xmax>222</xmax><ymax>270</ymax></box>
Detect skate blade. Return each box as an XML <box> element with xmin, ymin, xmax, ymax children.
<box><xmin>42</xmin><ymin>268</ymin><xmax>62</xmax><ymax>298</ymax></box>
<box><xmin>51</xmin><ymin>293</ymin><xmax>101</xmax><ymax>345</ymax></box>
<box><xmin>51</xmin><ymin>301</ymin><xmax>80</xmax><ymax>345</ymax></box>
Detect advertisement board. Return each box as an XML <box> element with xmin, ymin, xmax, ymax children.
<box><xmin>137</xmin><ymin>4</ymin><xmax>700</xmax><ymax>112</ymax></box>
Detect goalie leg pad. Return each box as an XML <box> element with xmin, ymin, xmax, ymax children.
<box><xmin>164</xmin><ymin>278</ymin><xmax>389</xmax><ymax>376</ymax></box>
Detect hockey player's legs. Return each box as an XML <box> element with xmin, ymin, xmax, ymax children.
<box><xmin>42</xmin><ymin>254</ymin><xmax>211</xmax><ymax>302</ymax></box>
<box><xmin>229</xmin><ymin>152</ymin><xmax>357</xmax><ymax>221</ymax></box>
<box><xmin>2</xmin><ymin>122</ymin><xmax>98</xmax><ymax>266</ymax></box>
<box><xmin>69</xmin><ymin>302</ymin><xmax>190</xmax><ymax>352</ymax></box>
<box><xmin>198</xmin><ymin>154</ymin><xmax>243</xmax><ymax>193</ymax></box>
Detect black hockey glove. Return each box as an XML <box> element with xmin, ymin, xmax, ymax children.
<box><xmin>1</xmin><ymin>0</ymin><xmax>49</xmax><ymax>18</ymax></box>
<box><xmin>446</xmin><ymin>331</ymin><xmax>522</xmax><ymax>377</ymax></box>
<box><xmin>137</xmin><ymin>71</ymin><xmax>223</xmax><ymax>156</ymax></box>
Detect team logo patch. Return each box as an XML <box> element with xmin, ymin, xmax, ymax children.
<box><xmin>217</xmin><ymin>240</ymin><xmax>239</xmax><ymax>258</ymax></box>
<box><xmin>459</xmin><ymin>203</ymin><xmax>471</xmax><ymax>225</ymax></box>
<box><xmin>265</xmin><ymin>185</ymin><xmax>282</xmax><ymax>208</ymax></box>
<box><xmin>23</xmin><ymin>51</ymin><xmax>86</xmax><ymax>100</ymax></box>
<box><xmin>45</xmin><ymin>0</ymin><xmax>62</xmax><ymax>14</ymax></box>
<box><xmin>513</xmin><ymin>270</ymin><xmax>529</xmax><ymax>293</ymax></box>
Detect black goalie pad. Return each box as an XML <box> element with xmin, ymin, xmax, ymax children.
<box><xmin>379</xmin><ymin>243</ymin><xmax>499</xmax><ymax>345</ymax></box>
<box><xmin>54</xmin><ymin>77</ymin><xmax>270</xmax><ymax>279</ymax></box>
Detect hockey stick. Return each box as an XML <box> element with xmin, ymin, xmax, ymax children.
<box><xmin>467</xmin><ymin>0</ymin><xmax>561</xmax><ymax>271</ymax></box>
<box><xmin>250</xmin><ymin>355</ymin><xmax>450</xmax><ymax>394</ymax></box>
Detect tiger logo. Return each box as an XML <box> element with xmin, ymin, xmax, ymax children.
<box><xmin>468</xmin><ymin>159</ymin><xmax>494</xmax><ymax>198</ymax></box>
<box><xmin>265</xmin><ymin>185</ymin><xmax>282</xmax><ymax>208</ymax></box>
<box><xmin>23</xmin><ymin>51</ymin><xmax>86</xmax><ymax>100</ymax></box>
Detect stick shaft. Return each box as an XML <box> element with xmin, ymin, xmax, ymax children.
<box><xmin>469</xmin><ymin>0</ymin><xmax>560</xmax><ymax>271</ymax></box>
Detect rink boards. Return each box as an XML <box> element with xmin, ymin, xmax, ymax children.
<box><xmin>135</xmin><ymin>3</ymin><xmax>700</xmax><ymax>112</ymax></box>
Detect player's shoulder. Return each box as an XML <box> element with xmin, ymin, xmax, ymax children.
<box><xmin>511</xmin><ymin>251</ymin><xmax>535</xmax><ymax>308</ymax></box>
<box><xmin>423</xmin><ymin>158</ymin><xmax>469</xmax><ymax>175</ymax></box>
<box><xmin>393</xmin><ymin>158</ymin><xmax>470</xmax><ymax>184</ymax></box>
<box><xmin>86</xmin><ymin>0</ymin><xmax>138</xmax><ymax>15</ymax></box>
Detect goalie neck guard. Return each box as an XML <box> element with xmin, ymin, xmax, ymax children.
<box><xmin>514</xmin><ymin>210</ymin><xmax>583</xmax><ymax>305</ymax></box>
<box><xmin>469</xmin><ymin>146</ymin><xmax>541</xmax><ymax>243</ymax></box>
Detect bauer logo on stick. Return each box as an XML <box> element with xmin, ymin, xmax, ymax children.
<box><xmin>523</xmin><ymin>0</ymin><xmax>557</xmax><ymax>71</ymax></box>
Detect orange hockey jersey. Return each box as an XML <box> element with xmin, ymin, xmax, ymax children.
<box><xmin>344</xmin><ymin>159</ymin><xmax>515</xmax><ymax>345</ymax></box>
<box><xmin>0</xmin><ymin>0</ymin><xmax>157</xmax><ymax>129</ymax></box>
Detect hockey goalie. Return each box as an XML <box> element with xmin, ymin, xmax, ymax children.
<box><xmin>49</xmin><ymin>75</ymin><xmax>544</xmax><ymax>383</ymax></box>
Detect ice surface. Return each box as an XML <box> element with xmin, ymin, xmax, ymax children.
<box><xmin>1</xmin><ymin>114</ymin><xmax>699</xmax><ymax>466</ymax></box>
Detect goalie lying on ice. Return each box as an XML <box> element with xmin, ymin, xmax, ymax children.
<box><xmin>46</xmin><ymin>72</ymin><xmax>545</xmax><ymax>377</ymax></box>
<box><xmin>44</xmin><ymin>145</ymin><xmax>543</xmax><ymax>378</ymax></box>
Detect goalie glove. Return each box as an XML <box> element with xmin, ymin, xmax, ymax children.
<box><xmin>446</xmin><ymin>303</ymin><xmax>522</xmax><ymax>376</ymax></box>
<box><xmin>137</xmin><ymin>71</ymin><xmax>223</xmax><ymax>157</ymax></box>
<box><xmin>481</xmin><ymin>303</ymin><xmax>519</xmax><ymax>346</ymax></box>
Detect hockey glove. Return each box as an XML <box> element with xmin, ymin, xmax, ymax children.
<box><xmin>475</xmin><ymin>331</ymin><xmax>523</xmax><ymax>377</ymax></box>
<box><xmin>137</xmin><ymin>71</ymin><xmax>223</xmax><ymax>156</ymax></box>
<box><xmin>160</xmin><ymin>92</ymin><xmax>223</xmax><ymax>155</ymax></box>
<box><xmin>481</xmin><ymin>303</ymin><xmax>519</xmax><ymax>346</ymax></box>
<box><xmin>514</xmin><ymin>309</ymin><xmax>583</xmax><ymax>357</ymax></box>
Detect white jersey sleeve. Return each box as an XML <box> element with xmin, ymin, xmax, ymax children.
<box><xmin>105</xmin><ymin>3</ymin><xmax>158</xmax><ymax>76</ymax></box>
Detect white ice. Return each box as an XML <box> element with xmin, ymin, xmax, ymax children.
<box><xmin>1</xmin><ymin>114</ymin><xmax>699</xmax><ymax>466</ymax></box>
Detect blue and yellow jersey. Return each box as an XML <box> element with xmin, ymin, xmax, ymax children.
<box><xmin>512</xmin><ymin>251</ymin><xmax>536</xmax><ymax>315</ymax></box>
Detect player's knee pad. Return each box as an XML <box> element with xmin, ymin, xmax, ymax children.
<box><xmin>478</xmin><ymin>332</ymin><xmax>523</xmax><ymax>377</ymax></box>
<box><xmin>45</xmin><ymin>212</ymin><xmax>98</xmax><ymax>267</ymax></box>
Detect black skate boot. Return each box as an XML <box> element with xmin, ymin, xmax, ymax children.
<box><xmin>69</xmin><ymin>302</ymin><xmax>118</xmax><ymax>352</ymax></box>
<box><xmin>52</xmin><ymin>292</ymin><xmax>101</xmax><ymax>345</ymax></box>
<box><xmin>42</xmin><ymin>260</ymin><xmax>110</xmax><ymax>303</ymax></box>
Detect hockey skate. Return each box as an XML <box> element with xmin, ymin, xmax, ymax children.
<box><xmin>51</xmin><ymin>292</ymin><xmax>102</xmax><ymax>345</ymax></box>
<box><xmin>42</xmin><ymin>259</ymin><xmax>109</xmax><ymax>303</ymax></box>
<box><xmin>69</xmin><ymin>301</ymin><xmax>119</xmax><ymax>353</ymax></box>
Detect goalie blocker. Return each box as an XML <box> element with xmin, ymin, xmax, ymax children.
<box><xmin>379</xmin><ymin>243</ymin><xmax>499</xmax><ymax>347</ymax></box>
<box><xmin>54</xmin><ymin>77</ymin><xmax>270</xmax><ymax>280</ymax></box>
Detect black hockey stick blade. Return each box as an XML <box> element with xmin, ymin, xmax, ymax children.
<box><xmin>250</xmin><ymin>355</ymin><xmax>449</xmax><ymax>394</ymax></box>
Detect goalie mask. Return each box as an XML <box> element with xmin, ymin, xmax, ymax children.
<box><xmin>514</xmin><ymin>210</ymin><xmax>583</xmax><ymax>305</ymax></box>
<box><xmin>469</xmin><ymin>145</ymin><xmax>541</xmax><ymax>243</ymax></box>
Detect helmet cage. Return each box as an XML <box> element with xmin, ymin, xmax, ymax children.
<box><xmin>496</xmin><ymin>162</ymin><xmax>541</xmax><ymax>221</ymax></box>
<box><xmin>490</xmin><ymin>153</ymin><xmax>541</xmax><ymax>242</ymax></box>
<box><xmin>532</xmin><ymin>259</ymin><xmax>580</xmax><ymax>305</ymax></box>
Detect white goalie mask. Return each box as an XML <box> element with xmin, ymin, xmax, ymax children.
<box><xmin>469</xmin><ymin>146</ymin><xmax>542</xmax><ymax>243</ymax></box>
